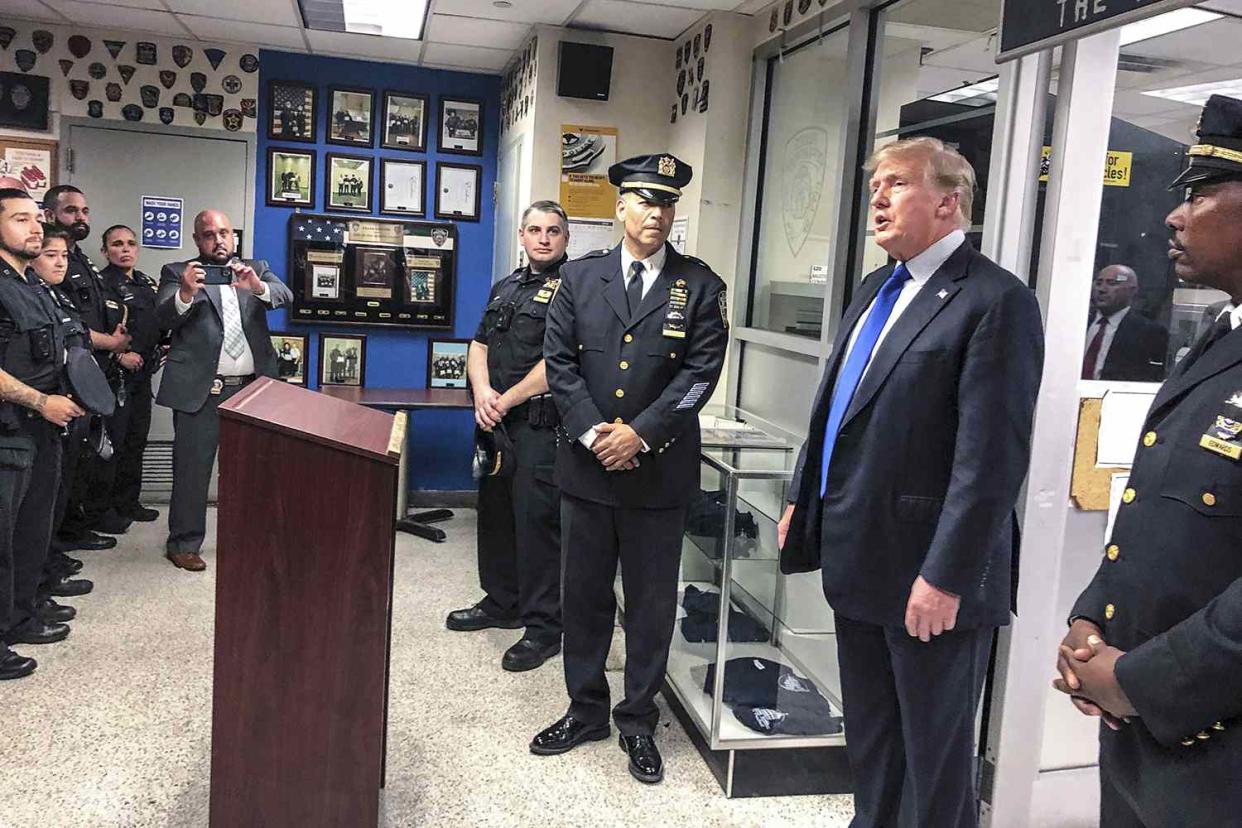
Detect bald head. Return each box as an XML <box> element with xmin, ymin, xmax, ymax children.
<box><xmin>192</xmin><ymin>209</ymin><xmax>234</xmax><ymax>263</ymax></box>
<box><xmin>0</xmin><ymin>176</ymin><xmax>25</xmax><ymax>192</ymax></box>
<box><xmin>1092</xmin><ymin>264</ymin><xmax>1140</xmax><ymax>316</ymax></box>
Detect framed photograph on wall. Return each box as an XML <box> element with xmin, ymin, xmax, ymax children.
<box><xmin>382</xmin><ymin>91</ymin><xmax>428</xmax><ymax>151</ymax></box>
<box><xmin>318</xmin><ymin>333</ymin><xmax>366</xmax><ymax>387</ymax></box>
<box><xmin>266</xmin><ymin>147</ymin><xmax>315</xmax><ymax>208</ymax></box>
<box><xmin>268</xmin><ymin>80</ymin><xmax>317</xmax><ymax>142</ymax></box>
<box><xmin>380</xmin><ymin>159</ymin><xmax>425</xmax><ymax>217</ymax></box>
<box><xmin>434</xmin><ymin>163</ymin><xmax>481</xmax><ymax>222</ymax></box>
<box><xmin>426</xmin><ymin>338</ymin><xmax>470</xmax><ymax>389</ymax></box>
<box><xmin>269</xmin><ymin>331</ymin><xmax>308</xmax><ymax>385</ymax></box>
<box><xmin>325</xmin><ymin>153</ymin><xmax>372</xmax><ymax>212</ymax></box>
<box><xmin>438</xmin><ymin>97</ymin><xmax>483</xmax><ymax>155</ymax></box>
<box><xmin>327</xmin><ymin>87</ymin><xmax>374</xmax><ymax>147</ymax></box>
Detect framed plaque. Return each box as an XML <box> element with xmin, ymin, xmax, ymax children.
<box><xmin>438</xmin><ymin>96</ymin><xmax>482</xmax><ymax>155</ymax></box>
<box><xmin>327</xmin><ymin>87</ymin><xmax>374</xmax><ymax>147</ymax></box>
<box><xmin>382</xmin><ymin>91</ymin><xmax>428</xmax><ymax>151</ymax></box>
<box><xmin>269</xmin><ymin>331</ymin><xmax>308</xmax><ymax>385</ymax></box>
<box><xmin>426</xmin><ymin>338</ymin><xmax>470</xmax><ymax>389</ymax></box>
<box><xmin>325</xmin><ymin>153</ymin><xmax>372</xmax><ymax>212</ymax></box>
<box><xmin>266</xmin><ymin>147</ymin><xmax>315</xmax><ymax>208</ymax></box>
<box><xmin>434</xmin><ymin>162</ymin><xmax>481</xmax><ymax>221</ymax></box>
<box><xmin>353</xmin><ymin>246</ymin><xmax>398</xmax><ymax>299</ymax></box>
<box><xmin>318</xmin><ymin>333</ymin><xmax>366</xmax><ymax>387</ymax></box>
<box><xmin>380</xmin><ymin>159</ymin><xmax>425</xmax><ymax>217</ymax></box>
<box><xmin>268</xmin><ymin>80</ymin><xmax>317</xmax><ymax>142</ymax></box>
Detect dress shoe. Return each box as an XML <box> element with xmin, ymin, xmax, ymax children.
<box><xmin>126</xmin><ymin>505</ymin><xmax>161</xmax><ymax>522</ymax></box>
<box><xmin>56</xmin><ymin>532</ymin><xmax>117</xmax><ymax>552</ymax></box>
<box><xmin>45</xmin><ymin>575</ymin><xmax>93</xmax><ymax>597</ymax></box>
<box><xmin>36</xmin><ymin>597</ymin><xmax>76</xmax><ymax>623</ymax></box>
<box><xmin>0</xmin><ymin>647</ymin><xmax>36</xmax><ymax>680</ymax></box>
<box><xmin>445</xmin><ymin>603</ymin><xmax>522</xmax><ymax>632</ymax></box>
<box><xmin>530</xmin><ymin>715</ymin><xmax>610</xmax><ymax>756</ymax></box>
<box><xmin>502</xmin><ymin>638</ymin><xmax>561</xmax><ymax>672</ymax></box>
<box><xmin>619</xmin><ymin>734</ymin><xmax>664</xmax><ymax>784</ymax></box>
<box><xmin>4</xmin><ymin>618</ymin><xmax>70</xmax><ymax>645</ymax></box>
<box><xmin>167</xmin><ymin>551</ymin><xmax>206</xmax><ymax>572</ymax></box>
<box><xmin>56</xmin><ymin>554</ymin><xmax>84</xmax><ymax>575</ymax></box>
<box><xmin>94</xmin><ymin>510</ymin><xmax>133</xmax><ymax>535</ymax></box>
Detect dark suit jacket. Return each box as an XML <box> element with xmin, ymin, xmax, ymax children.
<box><xmin>544</xmin><ymin>243</ymin><xmax>728</xmax><ymax>509</ymax></box>
<box><xmin>1097</xmin><ymin>309</ymin><xmax>1169</xmax><ymax>382</ymax></box>
<box><xmin>781</xmin><ymin>241</ymin><xmax>1044</xmax><ymax>629</ymax></box>
<box><xmin>154</xmin><ymin>258</ymin><xmax>292</xmax><ymax>414</ymax></box>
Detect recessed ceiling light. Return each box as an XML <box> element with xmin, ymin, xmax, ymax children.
<box><xmin>927</xmin><ymin>77</ymin><xmax>1000</xmax><ymax>106</ymax></box>
<box><xmin>1118</xmin><ymin>8</ymin><xmax>1221</xmax><ymax>47</ymax></box>
<box><xmin>1143</xmin><ymin>77</ymin><xmax>1242</xmax><ymax>107</ymax></box>
<box><xmin>299</xmin><ymin>0</ymin><xmax>429</xmax><ymax>41</ymax></box>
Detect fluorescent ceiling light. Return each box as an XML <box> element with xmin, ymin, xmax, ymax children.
<box><xmin>1118</xmin><ymin>8</ymin><xmax>1220</xmax><ymax>47</ymax></box>
<box><xmin>1143</xmin><ymin>77</ymin><xmax>1242</xmax><ymax>107</ymax></box>
<box><xmin>343</xmin><ymin>0</ymin><xmax>428</xmax><ymax>39</ymax></box>
<box><xmin>928</xmin><ymin>77</ymin><xmax>999</xmax><ymax>106</ymax></box>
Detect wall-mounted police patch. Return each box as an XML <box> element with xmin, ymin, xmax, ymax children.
<box><xmin>718</xmin><ymin>291</ymin><xmax>729</xmax><ymax>328</ymax></box>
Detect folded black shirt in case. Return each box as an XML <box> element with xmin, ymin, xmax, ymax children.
<box><xmin>702</xmin><ymin>656</ymin><xmax>843</xmax><ymax>736</ymax></box>
<box><xmin>679</xmin><ymin>584</ymin><xmax>770</xmax><ymax>643</ymax></box>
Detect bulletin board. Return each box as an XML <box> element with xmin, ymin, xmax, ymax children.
<box><xmin>0</xmin><ymin>136</ymin><xmax>57</xmax><ymax>203</ymax></box>
<box><xmin>1070</xmin><ymin>397</ymin><xmax>1128</xmax><ymax>511</ymax></box>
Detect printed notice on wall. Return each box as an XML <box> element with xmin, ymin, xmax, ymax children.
<box><xmin>669</xmin><ymin>217</ymin><xmax>689</xmax><ymax>254</ymax></box>
<box><xmin>2</xmin><ymin>148</ymin><xmax>52</xmax><ymax>203</ymax></box>
<box><xmin>140</xmin><ymin>195</ymin><xmax>184</xmax><ymax>250</ymax></box>
<box><xmin>1040</xmin><ymin>147</ymin><xmax>1133</xmax><ymax>187</ymax></box>
<box><xmin>560</xmin><ymin>125</ymin><xmax>618</xmax><ymax>219</ymax></box>
<box><xmin>566</xmin><ymin>218</ymin><xmax>616</xmax><ymax>259</ymax></box>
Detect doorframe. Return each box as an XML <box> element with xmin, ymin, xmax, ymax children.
<box><xmin>59</xmin><ymin>117</ymin><xmax>258</xmax><ymax>258</ymax></box>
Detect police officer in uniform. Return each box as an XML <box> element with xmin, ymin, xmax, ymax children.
<box><xmin>97</xmin><ymin>224</ymin><xmax>163</xmax><ymax>529</ymax></box>
<box><xmin>0</xmin><ymin>189</ymin><xmax>87</xmax><ymax>678</ymax></box>
<box><xmin>1054</xmin><ymin>95</ymin><xmax>1242</xmax><ymax>826</ymax></box>
<box><xmin>532</xmin><ymin>155</ymin><xmax>729</xmax><ymax>784</ymax></box>
<box><xmin>446</xmin><ymin>200</ymin><xmax>569</xmax><ymax>672</ymax></box>
<box><xmin>43</xmin><ymin>185</ymin><xmax>129</xmax><ymax>552</ymax></box>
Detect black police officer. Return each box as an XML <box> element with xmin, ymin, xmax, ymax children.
<box><xmin>446</xmin><ymin>200</ymin><xmax>569</xmax><ymax>672</ymax></box>
<box><xmin>0</xmin><ymin>189</ymin><xmax>87</xmax><ymax>679</ymax></box>
<box><xmin>532</xmin><ymin>155</ymin><xmax>729</xmax><ymax>784</ymax></box>
<box><xmin>96</xmin><ymin>224</ymin><xmax>162</xmax><ymax>529</ymax></box>
<box><xmin>42</xmin><ymin>185</ymin><xmax>129</xmax><ymax>550</ymax></box>
<box><xmin>1054</xmin><ymin>94</ymin><xmax>1242</xmax><ymax>826</ymax></box>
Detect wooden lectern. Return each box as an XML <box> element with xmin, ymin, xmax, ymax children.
<box><xmin>209</xmin><ymin>378</ymin><xmax>405</xmax><ymax>827</ymax></box>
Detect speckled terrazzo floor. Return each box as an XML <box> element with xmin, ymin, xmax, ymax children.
<box><xmin>0</xmin><ymin>507</ymin><xmax>853</xmax><ymax>827</ymax></box>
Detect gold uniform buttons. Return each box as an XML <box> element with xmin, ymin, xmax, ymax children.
<box><xmin>614</xmin><ymin>418</ymin><xmax>623</xmax><ymax>424</ymax></box>
<box><xmin>1143</xmin><ymin>432</ymin><xmax>1157</xmax><ymax>447</ymax></box>
<box><xmin>1105</xmin><ymin>603</ymin><xmax>1115</xmax><ymax>620</ymax></box>
<box><xmin>1182</xmin><ymin>738</ymin><xmax>1197</xmax><ymax>747</ymax></box>
<box><xmin>1122</xmin><ymin>488</ymin><xmax>1136</xmax><ymax>504</ymax></box>
<box><xmin>669</xmin><ymin>352</ymin><xmax>677</xmax><ymax>359</ymax></box>
<box><xmin>1203</xmin><ymin>492</ymin><xmax>1217</xmax><ymax>507</ymax></box>
<box><xmin>624</xmin><ymin>334</ymin><xmax>633</xmax><ymax>343</ymax></box>
<box><xmin>615</xmin><ymin>389</ymin><xmax>625</xmax><ymax>398</ymax></box>
<box><xmin>1196</xmin><ymin>731</ymin><xmax>1211</xmax><ymax>741</ymax></box>
<box><xmin>619</xmin><ymin>361</ymin><xmax>629</xmax><ymax>370</ymax></box>
<box><xmin>578</xmin><ymin>344</ymin><xmax>584</xmax><ymax>351</ymax></box>
<box><xmin>1213</xmin><ymin>721</ymin><xmax>1226</xmax><ymax>732</ymax></box>
<box><xmin>1106</xmin><ymin>545</ymin><xmax>1119</xmax><ymax>561</ymax></box>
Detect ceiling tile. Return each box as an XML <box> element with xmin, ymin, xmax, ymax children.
<box><xmin>433</xmin><ymin>0</ymin><xmax>581</xmax><ymax>26</ymax></box>
<box><xmin>1123</xmin><ymin>18</ymin><xmax>1242</xmax><ymax>66</ymax></box>
<box><xmin>421</xmin><ymin>41</ymin><xmax>513</xmax><ymax>72</ymax></box>
<box><xmin>180</xmin><ymin>16</ymin><xmax>307</xmax><ymax>49</ymax></box>
<box><xmin>0</xmin><ymin>0</ymin><xmax>65</xmax><ymax>21</ymax></box>
<box><xmin>165</xmin><ymin>0</ymin><xmax>303</xmax><ymax>26</ymax></box>
<box><xmin>305</xmin><ymin>29</ymin><xmax>423</xmax><ymax>63</ymax></box>
<box><xmin>426</xmin><ymin>13</ymin><xmax>529</xmax><ymax>50</ymax></box>
<box><xmin>569</xmin><ymin>0</ymin><xmax>704</xmax><ymax>39</ymax></box>
<box><xmin>52</xmin><ymin>0</ymin><xmax>167</xmax><ymax>8</ymax></box>
<box><xmin>40</xmin><ymin>0</ymin><xmax>190</xmax><ymax>35</ymax></box>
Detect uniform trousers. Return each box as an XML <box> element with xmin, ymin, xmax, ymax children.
<box><xmin>561</xmin><ymin>493</ymin><xmax>685</xmax><ymax>735</ymax></box>
<box><xmin>100</xmin><ymin>374</ymin><xmax>153</xmax><ymax>516</ymax></box>
<box><xmin>167</xmin><ymin>382</ymin><xmax>248</xmax><ymax>555</ymax></box>
<box><xmin>56</xmin><ymin>424</ymin><xmax>99</xmax><ymax>539</ymax></box>
<box><xmin>834</xmin><ymin>613</ymin><xmax>992</xmax><ymax>828</ymax></box>
<box><xmin>0</xmin><ymin>416</ymin><xmax>62</xmax><ymax>634</ymax></box>
<box><xmin>475</xmin><ymin>417</ymin><xmax>562</xmax><ymax>644</ymax></box>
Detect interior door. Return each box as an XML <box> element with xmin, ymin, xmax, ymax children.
<box><xmin>493</xmin><ymin>133</ymin><xmax>523</xmax><ymax>284</ymax></box>
<box><xmin>64</xmin><ymin>122</ymin><xmax>252</xmax><ymax>500</ymax></box>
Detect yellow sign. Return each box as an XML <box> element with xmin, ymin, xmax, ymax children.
<box><xmin>1040</xmin><ymin>147</ymin><xmax>1132</xmax><ymax>187</ymax></box>
<box><xmin>560</xmin><ymin>125</ymin><xmax>618</xmax><ymax>219</ymax></box>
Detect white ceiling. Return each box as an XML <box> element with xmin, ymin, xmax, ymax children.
<box><xmin>0</xmin><ymin>0</ymin><xmax>766</xmax><ymax>74</ymax></box>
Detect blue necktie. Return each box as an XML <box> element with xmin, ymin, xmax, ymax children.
<box><xmin>820</xmin><ymin>263</ymin><xmax>912</xmax><ymax>497</ymax></box>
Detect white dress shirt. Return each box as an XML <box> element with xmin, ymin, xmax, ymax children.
<box><xmin>840</xmin><ymin>228</ymin><xmax>965</xmax><ymax>382</ymax></box>
<box><xmin>174</xmin><ymin>279</ymin><xmax>271</xmax><ymax>376</ymax></box>
<box><xmin>1083</xmin><ymin>306</ymin><xmax>1131</xmax><ymax>380</ymax></box>
<box><xmin>1228</xmin><ymin>303</ymin><xmax>1242</xmax><ymax>331</ymax></box>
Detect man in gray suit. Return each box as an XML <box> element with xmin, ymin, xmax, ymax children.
<box><xmin>155</xmin><ymin>210</ymin><xmax>291</xmax><ymax>571</ymax></box>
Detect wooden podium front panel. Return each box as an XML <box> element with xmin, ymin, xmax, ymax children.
<box><xmin>210</xmin><ymin>416</ymin><xmax>396</xmax><ymax>827</ymax></box>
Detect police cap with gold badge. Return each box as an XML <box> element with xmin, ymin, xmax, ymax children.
<box><xmin>608</xmin><ymin>153</ymin><xmax>693</xmax><ymax>205</ymax></box>
<box><xmin>1170</xmin><ymin>94</ymin><xmax>1242</xmax><ymax>188</ymax></box>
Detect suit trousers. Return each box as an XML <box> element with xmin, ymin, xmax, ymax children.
<box><xmin>0</xmin><ymin>417</ymin><xmax>62</xmax><ymax>633</ymax></box>
<box><xmin>167</xmin><ymin>382</ymin><xmax>248</xmax><ymax>555</ymax></box>
<box><xmin>834</xmin><ymin>613</ymin><xmax>992</xmax><ymax>828</ymax></box>
<box><xmin>475</xmin><ymin>418</ymin><xmax>562</xmax><ymax>643</ymax></box>
<box><xmin>561</xmin><ymin>493</ymin><xmax>685</xmax><ymax>735</ymax></box>
<box><xmin>100</xmin><ymin>374</ymin><xmax>153</xmax><ymax>516</ymax></box>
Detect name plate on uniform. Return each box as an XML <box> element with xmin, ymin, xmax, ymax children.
<box><xmin>1201</xmin><ymin>434</ymin><xmax>1242</xmax><ymax>460</ymax></box>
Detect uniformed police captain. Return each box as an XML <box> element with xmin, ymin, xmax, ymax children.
<box><xmin>445</xmin><ymin>199</ymin><xmax>570</xmax><ymax>672</ymax></box>
<box><xmin>532</xmin><ymin>155</ymin><xmax>729</xmax><ymax>784</ymax></box>
<box><xmin>1054</xmin><ymin>94</ymin><xmax>1242</xmax><ymax>826</ymax></box>
<box><xmin>0</xmin><ymin>189</ymin><xmax>87</xmax><ymax>679</ymax></box>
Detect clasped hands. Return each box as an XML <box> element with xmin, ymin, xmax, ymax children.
<box><xmin>1052</xmin><ymin>619</ymin><xmax>1137</xmax><ymax>729</ymax></box>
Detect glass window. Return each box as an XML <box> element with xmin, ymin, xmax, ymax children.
<box><xmin>745</xmin><ymin>24</ymin><xmax>851</xmax><ymax>340</ymax></box>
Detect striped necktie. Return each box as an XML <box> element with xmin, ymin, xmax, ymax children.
<box><xmin>220</xmin><ymin>285</ymin><xmax>246</xmax><ymax>360</ymax></box>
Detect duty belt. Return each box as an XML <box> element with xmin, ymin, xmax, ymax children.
<box><xmin>507</xmin><ymin>393</ymin><xmax>559</xmax><ymax>428</ymax></box>
<box><xmin>210</xmin><ymin>374</ymin><xmax>256</xmax><ymax>395</ymax></box>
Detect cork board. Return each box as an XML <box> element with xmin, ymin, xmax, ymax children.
<box><xmin>1071</xmin><ymin>397</ymin><xmax>1128</xmax><ymax>511</ymax></box>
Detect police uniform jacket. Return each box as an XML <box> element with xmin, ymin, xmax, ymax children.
<box><xmin>1072</xmin><ymin>321</ymin><xmax>1242</xmax><ymax>754</ymax></box>
<box><xmin>544</xmin><ymin>243</ymin><xmax>728</xmax><ymax>509</ymax></box>
<box><xmin>475</xmin><ymin>256</ymin><xmax>566</xmax><ymax>395</ymax></box>
<box><xmin>63</xmin><ymin>245</ymin><xmax>107</xmax><ymax>335</ymax></box>
<box><xmin>0</xmin><ymin>261</ymin><xmax>72</xmax><ymax>435</ymax></box>
<box><xmin>101</xmin><ymin>264</ymin><xmax>162</xmax><ymax>381</ymax></box>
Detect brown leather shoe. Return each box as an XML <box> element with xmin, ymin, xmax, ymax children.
<box><xmin>167</xmin><ymin>552</ymin><xmax>207</xmax><ymax>571</ymax></box>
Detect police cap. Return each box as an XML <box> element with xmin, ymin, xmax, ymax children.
<box><xmin>1170</xmin><ymin>95</ymin><xmax>1242</xmax><ymax>188</ymax></box>
<box><xmin>608</xmin><ymin>154</ymin><xmax>693</xmax><ymax>204</ymax></box>
<box><xmin>65</xmin><ymin>345</ymin><xmax>116</xmax><ymax>416</ymax></box>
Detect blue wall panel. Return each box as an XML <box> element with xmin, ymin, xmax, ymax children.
<box><xmin>254</xmin><ymin>49</ymin><xmax>499</xmax><ymax>491</ymax></box>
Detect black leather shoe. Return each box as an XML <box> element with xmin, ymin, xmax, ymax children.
<box><xmin>619</xmin><ymin>734</ymin><xmax>664</xmax><ymax>784</ymax></box>
<box><xmin>36</xmin><ymin>597</ymin><xmax>76</xmax><ymax>623</ymax></box>
<box><xmin>530</xmin><ymin>715</ymin><xmax>610</xmax><ymax>756</ymax></box>
<box><xmin>94</xmin><ymin>511</ymin><xmax>133</xmax><ymax>535</ymax></box>
<box><xmin>502</xmin><ymin>638</ymin><xmax>561</xmax><ymax>672</ymax></box>
<box><xmin>56</xmin><ymin>532</ymin><xmax>116</xmax><ymax>552</ymax></box>
<box><xmin>56</xmin><ymin>554</ymin><xmax>84</xmax><ymax>575</ymax></box>
<box><xmin>126</xmin><ymin>505</ymin><xmax>161</xmax><ymax>522</ymax></box>
<box><xmin>445</xmin><ymin>604</ymin><xmax>522</xmax><ymax>632</ymax></box>
<box><xmin>5</xmin><ymin>619</ymin><xmax>70</xmax><ymax>645</ymax></box>
<box><xmin>0</xmin><ymin>648</ymin><xmax>36</xmax><ymax>680</ymax></box>
<box><xmin>45</xmin><ymin>575</ymin><xmax>94</xmax><ymax>597</ymax></box>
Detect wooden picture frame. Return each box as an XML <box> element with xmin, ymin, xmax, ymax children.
<box><xmin>266</xmin><ymin>147</ymin><xmax>316</xmax><ymax>208</ymax></box>
<box><xmin>327</xmin><ymin>86</ymin><xmax>375</xmax><ymax>148</ymax></box>
<box><xmin>269</xmin><ymin>331</ymin><xmax>309</xmax><ymax>385</ymax></box>
<box><xmin>318</xmin><ymin>333</ymin><xmax>367</xmax><ymax>387</ymax></box>
<box><xmin>0</xmin><ymin>136</ymin><xmax>57</xmax><ymax>204</ymax></box>
<box><xmin>438</xmin><ymin>96</ymin><xmax>483</xmax><ymax>156</ymax></box>
<box><xmin>426</xmin><ymin>338</ymin><xmax>471</xmax><ymax>389</ymax></box>
<box><xmin>267</xmin><ymin>79</ymin><xmax>317</xmax><ymax>143</ymax></box>
<box><xmin>434</xmin><ymin>162</ymin><xmax>481</xmax><ymax>222</ymax></box>
<box><xmin>381</xmin><ymin>90</ymin><xmax>428</xmax><ymax>152</ymax></box>
<box><xmin>325</xmin><ymin>153</ymin><xmax>373</xmax><ymax>213</ymax></box>
<box><xmin>380</xmin><ymin>159</ymin><xmax>425</xmax><ymax>217</ymax></box>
